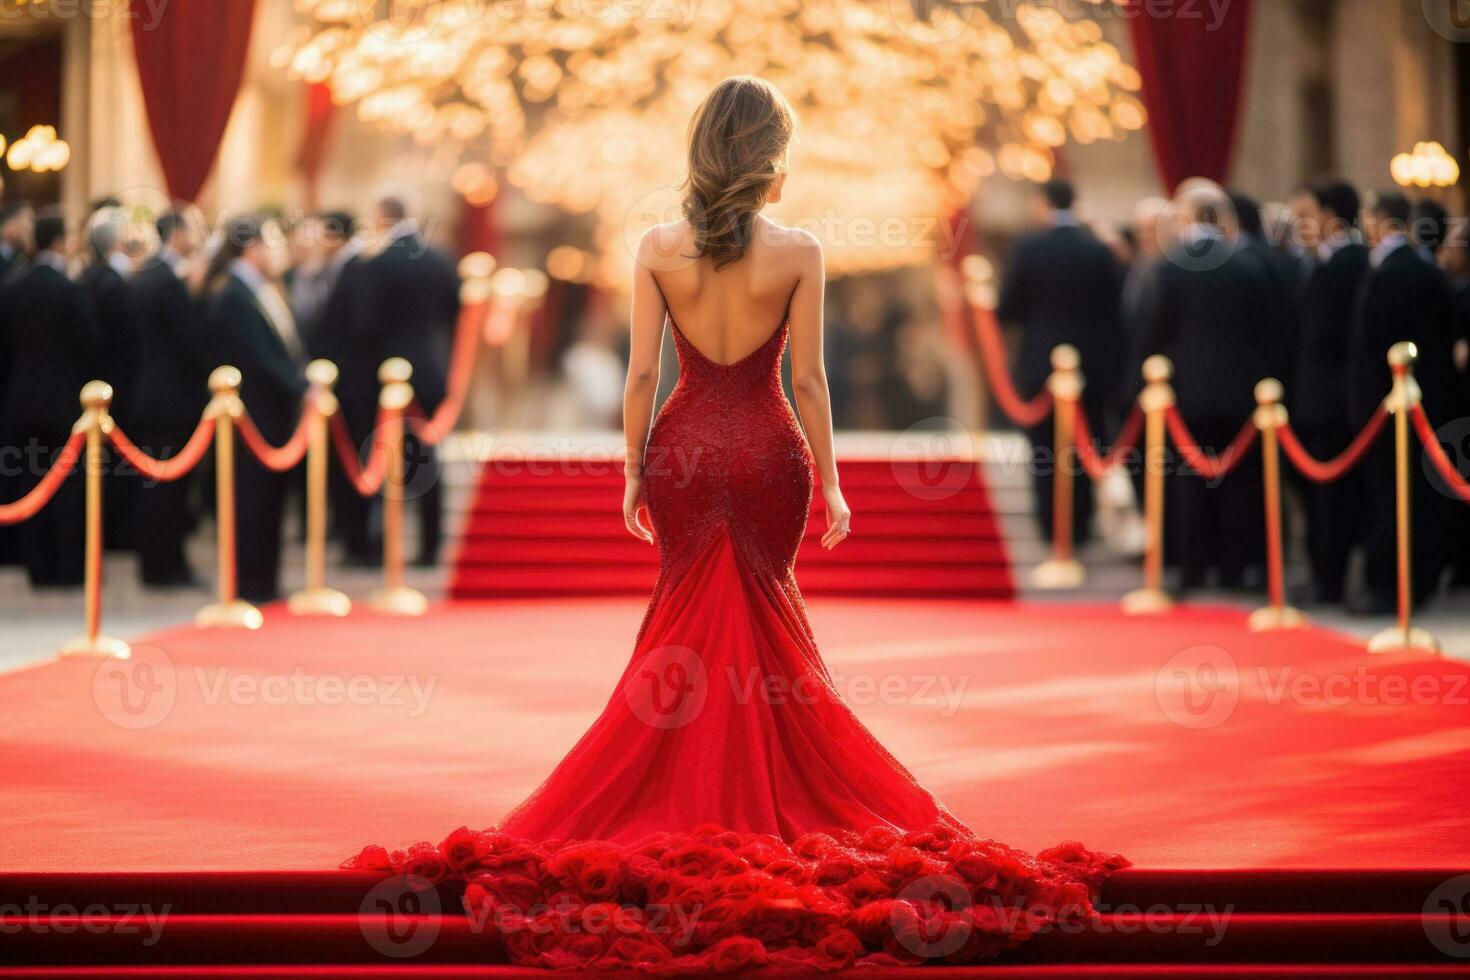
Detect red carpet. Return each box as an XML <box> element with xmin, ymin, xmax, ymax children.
<box><xmin>3</xmin><ymin>600</ymin><xmax>1469</xmax><ymax>973</ymax></box>
<box><xmin>450</xmin><ymin>458</ymin><xmax>1014</xmax><ymax>598</ymax></box>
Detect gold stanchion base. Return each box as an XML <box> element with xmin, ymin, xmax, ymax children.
<box><xmin>1031</xmin><ymin>558</ymin><xmax>1086</xmax><ymax>590</ymax></box>
<box><xmin>59</xmin><ymin>634</ymin><xmax>132</xmax><ymax>659</ymax></box>
<box><xmin>288</xmin><ymin>587</ymin><xmax>352</xmax><ymax>617</ymax></box>
<box><xmin>195</xmin><ymin>600</ymin><xmax>265</xmax><ymax>630</ymax></box>
<box><xmin>1248</xmin><ymin>604</ymin><xmax>1308</xmax><ymax>632</ymax></box>
<box><xmin>1366</xmin><ymin>625</ymin><xmax>1440</xmax><ymax>656</ymax></box>
<box><xmin>1121</xmin><ymin>587</ymin><xmax>1173</xmax><ymax>615</ymax></box>
<box><xmin>369</xmin><ymin>586</ymin><xmax>429</xmax><ymax>616</ymax></box>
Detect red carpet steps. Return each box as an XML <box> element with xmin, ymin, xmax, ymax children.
<box><xmin>450</xmin><ymin>456</ymin><xmax>1015</xmax><ymax>599</ymax></box>
<box><xmin>5</xmin><ymin>869</ymin><xmax>1470</xmax><ymax>973</ymax></box>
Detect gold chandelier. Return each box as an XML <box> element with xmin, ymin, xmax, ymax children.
<box><xmin>277</xmin><ymin>0</ymin><xmax>1145</xmax><ymax>282</ymax></box>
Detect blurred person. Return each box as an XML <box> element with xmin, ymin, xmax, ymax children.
<box><xmin>0</xmin><ymin>200</ymin><xmax>35</xmax><ymax>284</ymax></box>
<box><xmin>1349</xmin><ymin>190</ymin><xmax>1458</xmax><ymax>612</ymax></box>
<box><xmin>124</xmin><ymin>206</ymin><xmax>211</xmax><ymax>587</ymax></box>
<box><xmin>81</xmin><ymin>207</ymin><xmax>142</xmax><ymax>551</ymax></box>
<box><xmin>996</xmin><ymin>179</ymin><xmax>1123</xmax><ymax>545</ymax></box>
<box><xmin>1292</xmin><ymin>179</ymin><xmax>1371</xmax><ymax>604</ymax></box>
<box><xmin>0</xmin><ymin>212</ymin><xmax>99</xmax><ymax>586</ymax></box>
<box><xmin>1135</xmin><ymin>181</ymin><xmax>1272</xmax><ymax>590</ymax></box>
<box><xmin>203</xmin><ymin>216</ymin><xmax>307</xmax><ymax>603</ymax></box>
<box><xmin>1229</xmin><ymin>191</ymin><xmax>1300</xmax><ymax>390</ymax></box>
<box><xmin>1438</xmin><ymin>224</ymin><xmax>1470</xmax><ymax>589</ymax></box>
<box><xmin>294</xmin><ymin>211</ymin><xmax>359</xmax><ymax>353</ymax></box>
<box><xmin>1412</xmin><ymin>199</ymin><xmax>1449</xmax><ymax>261</ymax></box>
<box><xmin>355</xmin><ymin>195</ymin><xmax>460</xmax><ymax>566</ymax></box>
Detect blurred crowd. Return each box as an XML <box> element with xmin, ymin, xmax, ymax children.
<box><xmin>0</xmin><ymin>193</ymin><xmax>458</xmax><ymax>603</ymax></box>
<box><xmin>997</xmin><ymin>178</ymin><xmax>1470</xmax><ymax>614</ymax></box>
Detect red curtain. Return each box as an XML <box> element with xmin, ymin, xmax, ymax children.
<box><xmin>296</xmin><ymin>82</ymin><xmax>338</xmax><ymax>209</ymax></box>
<box><xmin>129</xmin><ymin>0</ymin><xmax>257</xmax><ymax>202</ymax></box>
<box><xmin>1126</xmin><ymin>0</ymin><xmax>1254</xmax><ymax>193</ymax></box>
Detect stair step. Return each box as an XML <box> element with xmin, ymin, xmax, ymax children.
<box><xmin>456</xmin><ymin>537</ymin><xmax>1010</xmax><ymax>567</ymax></box>
<box><xmin>460</xmin><ymin>513</ymin><xmax>1003</xmax><ymax>540</ymax></box>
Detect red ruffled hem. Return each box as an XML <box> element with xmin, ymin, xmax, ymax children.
<box><xmin>343</xmin><ymin>824</ymin><xmax>1129</xmax><ymax>971</ymax></box>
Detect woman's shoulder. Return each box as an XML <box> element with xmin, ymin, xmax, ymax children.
<box><xmin>754</xmin><ymin>216</ymin><xmax>821</xmax><ymax>256</ymax></box>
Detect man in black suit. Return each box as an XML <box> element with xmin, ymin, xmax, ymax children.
<box><xmin>81</xmin><ymin>208</ymin><xmax>140</xmax><ymax>552</ymax></box>
<box><xmin>0</xmin><ymin>213</ymin><xmax>99</xmax><ymax>586</ymax></box>
<box><xmin>124</xmin><ymin>207</ymin><xmax>211</xmax><ymax>586</ymax></box>
<box><xmin>0</xmin><ymin>201</ymin><xmax>34</xmax><ymax>285</ymax></box>
<box><xmin>1349</xmin><ymin>191</ymin><xmax>1458</xmax><ymax>612</ymax></box>
<box><xmin>305</xmin><ymin>212</ymin><xmax>381</xmax><ymax>564</ymax></box>
<box><xmin>204</xmin><ymin>216</ymin><xmax>308</xmax><ymax>603</ymax></box>
<box><xmin>1229</xmin><ymin>192</ymin><xmax>1301</xmax><ymax>391</ymax></box>
<box><xmin>997</xmin><ymin>180</ymin><xmax>1123</xmax><ymax>545</ymax></box>
<box><xmin>1135</xmin><ymin>184</ymin><xmax>1274</xmax><ymax>590</ymax></box>
<box><xmin>354</xmin><ymin>196</ymin><xmax>460</xmax><ymax>566</ymax></box>
<box><xmin>1290</xmin><ymin>180</ymin><xmax>1371</xmax><ymax>604</ymax></box>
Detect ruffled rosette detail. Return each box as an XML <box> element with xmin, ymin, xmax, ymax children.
<box><xmin>343</xmin><ymin>824</ymin><xmax>1128</xmax><ymax>972</ymax></box>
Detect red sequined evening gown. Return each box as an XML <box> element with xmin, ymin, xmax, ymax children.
<box><xmin>346</xmin><ymin>318</ymin><xmax>1125</xmax><ymax>971</ymax></box>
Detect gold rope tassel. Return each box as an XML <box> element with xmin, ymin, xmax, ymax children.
<box><xmin>59</xmin><ymin>382</ymin><xmax>131</xmax><ymax>658</ymax></box>
<box><xmin>1032</xmin><ymin>344</ymin><xmax>1086</xmax><ymax>589</ymax></box>
<box><xmin>1248</xmin><ymin>379</ymin><xmax>1306</xmax><ymax>631</ymax></box>
<box><xmin>288</xmin><ymin>360</ymin><xmax>352</xmax><ymax>617</ymax></box>
<box><xmin>369</xmin><ymin>358</ymin><xmax>429</xmax><ymax>616</ymax></box>
<box><xmin>1122</xmin><ymin>355</ymin><xmax>1174</xmax><ymax>615</ymax></box>
<box><xmin>1367</xmin><ymin>343</ymin><xmax>1439</xmax><ymax>655</ymax></box>
<box><xmin>196</xmin><ymin>366</ymin><xmax>263</xmax><ymax>630</ymax></box>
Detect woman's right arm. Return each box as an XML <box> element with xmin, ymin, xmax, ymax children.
<box><xmin>786</xmin><ymin>231</ymin><xmax>850</xmax><ymax>550</ymax></box>
<box><xmin>621</xmin><ymin>229</ymin><xmax>669</xmax><ymax>543</ymax></box>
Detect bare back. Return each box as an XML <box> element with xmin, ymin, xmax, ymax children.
<box><xmin>646</xmin><ymin>216</ymin><xmax>806</xmax><ymax>364</ymax></box>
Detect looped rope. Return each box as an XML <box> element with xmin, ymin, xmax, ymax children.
<box><xmin>107</xmin><ymin>416</ymin><xmax>215</xmax><ymax>483</ymax></box>
<box><xmin>1164</xmin><ymin>406</ymin><xmax>1259</xmax><ymax>481</ymax></box>
<box><xmin>235</xmin><ymin>405</ymin><xmax>315</xmax><ymax>473</ymax></box>
<box><xmin>1409</xmin><ymin>403</ymin><xmax>1470</xmax><ymax>502</ymax></box>
<box><xmin>1276</xmin><ymin>407</ymin><xmax>1389</xmax><ymax>484</ymax></box>
<box><xmin>330</xmin><ymin>409</ymin><xmax>392</xmax><ymax>497</ymax></box>
<box><xmin>0</xmin><ymin>430</ymin><xmax>86</xmax><ymax>525</ymax></box>
<box><xmin>971</xmin><ymin>304</ymin><xmax>1053</xmax><ymax>429</ymax></box>
<box><xmin>407</xmin><ymin>301</ymin><xmax>485</xmax><ymax>446</ymax></box>
<box><xmin>1072</xmin><ymin>404</ymin><xmax>1145</xmax><ymax>481</ymax></box>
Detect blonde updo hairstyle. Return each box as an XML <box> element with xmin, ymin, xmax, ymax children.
<box><xmin>680</xmin><ymin>76</ymin><xmax>795</xmax><ymax>270</ymax></box>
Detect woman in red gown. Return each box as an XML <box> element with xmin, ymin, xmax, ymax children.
<box><xmin>348</xmin><ymin>76</ymin><xmax>1124</xmax><ymax>972</ymax></box>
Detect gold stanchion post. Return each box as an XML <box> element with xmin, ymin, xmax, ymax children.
<box><xmin>369</xmin><ymin>358</ymin><xmax>429</xmax><ymax>616</ymax></box>
<box><xmin>1367</xmin><ymin>342</ymin><xmax>1439</xmax><ymax>655</ymax></box>
<box><xmin>1248</xmin><ymin>379</ymin><xmax>1306</xmax><ymax>631</ymax></box>
<box><xmin>288</xmin><ymin>360</ymin><xmax>352</xmax><ymax>617</ymax></box>
<box><xmin>1122</xmin><ymin>355</ymin><xmax>1175</xmax><ymax>615</ymax></box>
<box><xmin>196</xmin><ymin>366</ymin><xmax>264</xmax><ymax>630</ymax></box>
<box><xmin>1032</xmin><ymin>344</ymin><xmax>1086</xmax><ymax>589</ymax></box>
<box><xmin>60</xmin><ymin>382</ymin><xmax>131</xmax><ymax>659</ymax></box>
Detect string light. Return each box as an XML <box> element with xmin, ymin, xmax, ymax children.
<box><xmin>279</xmin><ymin>0</ymin><xmax>1145</xmax><ymax>280</ymax></box>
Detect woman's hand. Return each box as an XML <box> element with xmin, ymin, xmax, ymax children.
<box><xmin>623</xmin><ymin>473</ymin><xmax>654</xmax><ymax>544</ymax></box>
<box><xmin>821</xmin><ymin>485</ymin><xmax>851</xmax><ymax>550</ymax></box>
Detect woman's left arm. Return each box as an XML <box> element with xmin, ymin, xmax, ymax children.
<box><xmin>622</xmin><ymin>229</ymin><xmax>669</xmax><ymax>543</ymax></box>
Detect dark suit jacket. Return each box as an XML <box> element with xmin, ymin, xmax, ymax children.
<box><xmin>1349</xmin><ymin>245</ymin><xmax>1457</xmax><ymax>425</ymax></box>
<box><xmin>1135</xmin><ymin>236</ymin><xmax>1275</xmax><ymax>422</ymax></box>
<box><xmin>996</xmin><ymin>224</ymin><xmax>1124</xmax><ymax>402</ymax></box>
<box><xmin>0</xmin><ymin>264</ymin><xmax>100</xmax><ymax>436</ymax></box>
<box><xmin>1293</xmin><ymin>242</ymin><xmax>1369</xmax><ymax>429</ymax></box>
<box><xmin>1239</xmin><ymin>236</ymin><xmax>1301</xmax><ymax>391</ymax></box>
<box><xmin>124</xmin><ymin>258</ymin><xmax>212</xmax><ymax>432</ymax></box>
<box><xmin>81</xmin><ymin>262</ymin><xmax>138</xmax><ymax>407</ymax></box>
<box><xmin>354</xmin><ymin>233</ymin><xmax>460</xmax><ymax>414</ymax></box>
<box><xmin>309</xmin><ymin>253</ymin><xmax>377</xmax><ymax>435</ymax></box>
<box><xmin>206</xmin><ymin>274</ymin><xmax>307</xmax><ymax>443</ymax></box>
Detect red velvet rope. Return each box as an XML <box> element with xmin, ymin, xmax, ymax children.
<box><xmin>235</xmin><ymin>406</ymin><xmax>314</xmax><ymax>473</ymax></box>
<box><xmin>407</xmin><ymin>301</ymin><xmax>486</xmax><ymax>445</ymax></box>
<box><xmin>970</xmin><ymin>304</ymin><xmax>1054</xmax><ymax>429</ymax></box>
<box><xmin>1072</xmin><ymin>404</ymin><xmax>1145</xmax><ymax>481</ymax></box>
<box><xmin>1164</xmin><ymin>406</ymin><xmax>1259</xmax><ymax>480</ymax></box>
<box><xmin>0</xmin><ymin>430</ymin><xmax>86</xmax><ymax>525</ymax></box>
<box><xmin>1276</xmin><ymin>407</ymin><xmax>1389</xmax><ymax>484</ymax></box>
<box><xmin>107</xmin><ymin>416</ymin><xmax>215</xmax><ymax>483</ymax></box>
<box><xmin>1409</xmin><ymin>403</ymin><xmax>1470</xmax><ymax>503</ymax></box>
<box><xmin>330</xmin><ymin>409</ymin><xmax>391</xmax><ymax>497</ymax></box>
